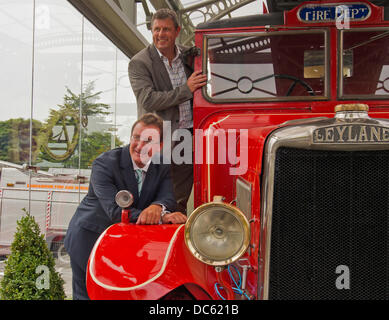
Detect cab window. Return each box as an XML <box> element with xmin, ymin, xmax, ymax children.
<box><xmin>340</xmin><ymin>28</ymin><xmax>389</xmax><ymax>99</ymax></box>
<box><xmin>204</xmin><ymin>30</ymin><xmax>328</xmax><ymax>103</ymax></box>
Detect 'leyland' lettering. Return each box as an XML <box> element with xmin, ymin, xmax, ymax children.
<box><xmin>313</xmin><ymin>125</ymin><xmax>389</xmax><ymax>143</ymax></box>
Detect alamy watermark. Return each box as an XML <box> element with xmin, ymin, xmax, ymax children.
<box><xmin>335</xmin><ymin>5</ymin><xmax>351</xmax><ymax>30</ymax></box>
<box><xmin>135</xmin><ymin>121</ymin><xmax>248</xmax><ymax>175</ymax></box>
<box><xmin>35</xmin><ymin>265</ymin><xmax>50</xmax><ymax>290</ymax></box>
<box><xmin>36</xmin><ymin>5</ymin><xmax>51</xmax><ymax>30</ymax></box>
<box><xmin>335</xmin><ymin>265</ymin><xmax>350</xmax><ymax>290</ymax></box>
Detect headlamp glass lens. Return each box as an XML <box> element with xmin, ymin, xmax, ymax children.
<box><xmin>190</xmin><ymin>207</ymin><xmax>245</xmax><ymax>261</ymax></box>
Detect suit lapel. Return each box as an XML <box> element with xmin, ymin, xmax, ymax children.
<box><xmin>120</xmin><ymin>145</ymin><xmax>140</xmax><ymax>204</ymax></box>
<box><xmin>149</xmin><ymin>44</ymin><xmax>173</xmax><ymax>91</ymax></box>
<box><xmin>137</xmin><ymin>153</ymin><xmax>163</xmax><ymax>208</ymax></box>
<box><xmin>178</xmin><ymin>45</ymin><xmax>194</xmax><ymax>77</ymax></box>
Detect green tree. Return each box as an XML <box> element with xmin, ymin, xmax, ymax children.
<box><xmin>39</xmin><ymin>81</ymin><xmax>112</xmax><ymax>164</ymax></box>
<box><xmin>63</xmin><ymin>131</ymin><xmax>123</xmax><ymax>168</ymax></box>
<box><xmin>0</xmin><ymin>82</ymin><xmax>121</xmax><ymax>169</ymax></box>
<box><xmin>0</xmin><ymin>118</ymin><xmax>42</xmax><ymax>164</ymax></box>
<box><xmin>0</xmin><ymin>209</ymin><xmax>65</xmax><ymax>300</ymax></box>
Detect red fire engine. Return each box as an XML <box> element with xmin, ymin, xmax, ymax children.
<box><xmin>87</xmin><ymin>0</ymin><xmax>389</xmax><ymax>299</ymax></box>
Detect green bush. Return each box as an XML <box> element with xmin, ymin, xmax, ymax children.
<box><xmin>0</xmin><ymin>209</ymin><xmax>65</xmax><ymax>300</ymax></box>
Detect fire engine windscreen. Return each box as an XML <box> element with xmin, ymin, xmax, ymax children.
<box><xmin>205</xmin><ymin>30</ymin><xmax>326</xmax><ymax>101</ymax></box>
<box><xmin>341</xmin><ymin>28</ymin><xmax>389</xmax><ymax>98</ymax></box>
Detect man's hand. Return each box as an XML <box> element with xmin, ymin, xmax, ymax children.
<box><xmin>187</xmin><ymin>71</ymin><xmax>207</xmax><ymax>93</ymax></box>
<box><xmin>162</xmin><ymin>212</ymin><xmax>187</xmax><ymax>224</ymax></box>
<box><xmin>136</xmin><ymin>204</ymin><xmax>162</xmax><ymax>225</ymax></box>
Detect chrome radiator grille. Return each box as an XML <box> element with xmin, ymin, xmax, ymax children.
<box><xmin>268</xmin><ymin>147</ymin><xmax>389</xmax><ymax>299</ymax></box>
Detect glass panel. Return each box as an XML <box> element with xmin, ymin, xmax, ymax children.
<box><xmin>77</xmin><ymin>19</ymin><xmax>117</xmax><ymax>169</ymax></box>
<box><xmin>0</xmin><ymin>0</ymin><xmax>135</xmax><ymax>297</ymax></box>
<box><xmin>0</xmin><ymin>0</ymin><xmax>33</xmax><ymax>246</ymax></box>
<box><xmin>341</xmin><ymin>29</ymin><xmax>389</xmax><ymax>98</ymax></box>
<box><xmin>0</xmin><ymin>0</ymin><xmax>33</xmax><ymax>165</ymax></box>
<box><xmin>116</xmin><ymin>49</ymin><xmax>136</xmax><ymax>145</ymax></box>
<box><xmin>205</xmin><ymin>31</ymin><xmax>326</xmax><ymax>102</ymax></box>
<box><xmin>33</xmin><ymin>0</ymin><xmax>83</xmax><ymax>170</ymax></box>
<box><xmin>32</xmin><ymin>0</ymin><xmax>83</xmax><ymax>244</ymax></box>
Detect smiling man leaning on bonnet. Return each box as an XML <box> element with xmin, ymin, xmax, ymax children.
<box><xmin>64</xmin><ymin>113</ymin><xmax>186</xmax><ymax>300</ymax></box>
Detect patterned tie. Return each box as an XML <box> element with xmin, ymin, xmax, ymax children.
<box><xmin>134</xmin><ymin>169</ymin><xmax>143</xmax><ymax>194</ymax></box>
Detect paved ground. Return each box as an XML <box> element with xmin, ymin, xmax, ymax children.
<box><xmin>55</xmin><ymin>255</ymin><xmax>72</xmax><ymax>299</ymax></box>
<box><xmin>0</xmin><ymin>254</ymin><xmax>72</xmax><ymax>299</ymax></box>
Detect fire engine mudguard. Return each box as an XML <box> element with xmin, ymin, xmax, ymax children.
<box><xmin>87</xmin><ymin>223</ymin><xmax>212</xmax><ymax>300</ymax></box>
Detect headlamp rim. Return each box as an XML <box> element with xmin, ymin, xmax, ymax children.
<box><xmin>184</xmin><ymin>202</ymin><xmax>250</xmax><ymax>266</ymax></box>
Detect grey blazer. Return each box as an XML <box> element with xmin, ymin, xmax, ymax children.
<box><xmin>128</xmin><ymin>44</ymin><xmax>193</xmax><ymax>134</ymax></box>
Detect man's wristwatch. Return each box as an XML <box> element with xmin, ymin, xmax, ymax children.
<box><xmin>160</xmin><ymin>204</ymin><xmax>170</xmax><ymax>223</ymax></box>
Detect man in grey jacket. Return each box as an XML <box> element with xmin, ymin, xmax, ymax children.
<box><xmin>128</xmin><ymin>8</ymin><xmax>207</xmax><ymax>213</ymax></box>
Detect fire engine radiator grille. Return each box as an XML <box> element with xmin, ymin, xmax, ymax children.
<box><xmin>269</xmin><ymin>147</ymin><xmax>389</xmax><ymax>300</ymax></box>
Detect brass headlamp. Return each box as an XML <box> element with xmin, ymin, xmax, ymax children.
<box><xmin>184</xmin><ymin>201</ymin><xmax>250</xmax><ymax>266</ymax></box>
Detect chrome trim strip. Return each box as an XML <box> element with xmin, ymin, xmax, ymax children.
<box><xmin>236</xmin><ymin>177</ymin><xmax>252</xmax><ymax>221</ymax></box>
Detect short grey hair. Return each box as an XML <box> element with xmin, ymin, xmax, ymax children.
<box><xmin>151</xmin><ymin>8</ymin><xmax>179</xmax><ymax>29</ymax></box>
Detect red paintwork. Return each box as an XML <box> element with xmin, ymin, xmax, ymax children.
<box><xmin>121</xmin><ymin>209</ymin><xmax>130</xmax><ymax>224</ymax></box>
<box><xmin>87</xmin><ymin>223</ymin><xmax>221</xmax><ymax>300</ymax></box>
<box><xmin>87</xmin><ymin>0</ymin><xmax>389</xmax><ymax>300</ymax></box>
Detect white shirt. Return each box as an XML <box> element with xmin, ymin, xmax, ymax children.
<box><xmin>131</xmin><ymin>158</ymin><xmax>151</xmax><ymax>184</ymax></box>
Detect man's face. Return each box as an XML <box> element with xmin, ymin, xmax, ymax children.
<box><xmin>152</xmin><ymin>18</ymin><xmax>180</xmax><ymax>54</ymax></box>
<box><xmin>129</xmin><ymin>122</ymin><xmax>161</xmax><ymax>168</ymax></box>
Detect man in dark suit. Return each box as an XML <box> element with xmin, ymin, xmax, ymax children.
<box><xmin>64</xmin><ymin>113</ymin><xmax>187</xmax><ymax>300</ymax></box>
<box><xmin>128</xmin><ymin>8</ymin><xmax>207</xmax><ymax>214</ymax></box>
